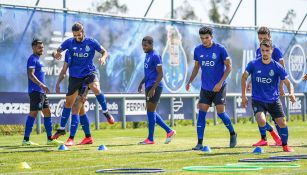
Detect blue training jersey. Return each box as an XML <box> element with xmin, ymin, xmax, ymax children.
<box><xmin>144</xmin><ymin>50</ymin><xmax>163</xmax><ymax>89</ymax></box>
<box><xmin>59</xmin><ymin>37</ymin><xmax>103</xmax><ymax>78</ymax></box>
<box><xmin>246</xmin><ymin>59</ymin><xmax>288</xmax><ymax>103</ymax></box>
<box><xmin>194</xmin><ymin>42</ymin><xmax>230</xmax><ymax>91</ymax></box>
<box><xmin>256</xmin><ymin>44</ymin><xmax>283</xmax><ymax>62</ymax></box>
<box><xmin>27</xmin><ymin>54</ymin><xmax>45</xmax><ymax>93</ymax></box>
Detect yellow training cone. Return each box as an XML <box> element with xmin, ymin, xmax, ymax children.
<box><xmin>19</xmin><ymin>162</ymin><xmax>31</xmax><ymax>169</ymax></box>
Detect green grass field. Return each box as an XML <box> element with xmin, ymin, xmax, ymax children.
<box><xmin>1</xmin><ymin>121</ymin><xmax>307</xmax><ymax>175</ymax></box>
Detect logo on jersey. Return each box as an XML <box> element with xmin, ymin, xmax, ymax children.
<box><xmin>256</xmin><ymin>77</ymin><xmax>272</xmax><ymax>84</ymax></box>
<box><xmin>269</xmin><ymin>69</ymin><xmax>274</xmax><ymax>76</ymax></box>
<box><xmin>257</xmin><ymin>70</ymin><xmax>262</xmax><ymax>74</ymax></box>
<box><xmin>288</xmin><ymin>44</ymin><xmax>306</xmax><ymax>84</ymax></box>
<box><xmin>73</xmin><ymin>47</ymin><xmax>77</xmax><ymax>50</ymax></box>
<box><xmin>85</xmin><ymin>45</ymin><xmax>90</xmax><ymax>52</ymax></box>
<box><xmin>212</xmin><ymin>53</ymin><xmax>217</xmax><ymax>59</ymax></box>
<box><xmin>202</xmin><ymin>60</ymin><xmax>215</xmax><ymax>67</ymax></box>
<box><xmin>200</xmin><ymin>55</ymin><xmax>204</xmax><ymax>58</ymax></box>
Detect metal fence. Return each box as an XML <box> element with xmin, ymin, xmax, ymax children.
<box><xmin>33</xmin><ymin>93</ymin><xmax>307</xmax><ymax>134</ymax></box>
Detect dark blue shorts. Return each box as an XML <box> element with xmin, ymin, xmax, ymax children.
<box><xmin>199</xmin><ymin>85</ymin><xmax>226</xmax><ymax>106</ymax></box>
<box><xmin>252</xmin><ymin>99</ymin><xmax>285</xmax><ymax>119</ymax></box>
<box><xmin>29</xmin><ymin>91</ymin><xmax>49</xmax><ymax>111</ymax></box>
<box><xmin>67</xmin><ymin>72</ymin><xmax>98</xmax><ymax>96</ymax></box>
<box><xmin>145</xmin><ymin>86</ymin><xmax>162</xmax><ymax>103</ymax></box>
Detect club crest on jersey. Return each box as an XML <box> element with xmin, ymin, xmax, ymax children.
<box><xmin>212</xmin><ymin>53</ymin><xmax>217</xmax><ymax>59</ymax></box>
<box><xmin>85</xmin><ymin>45</ymin><xmax>90</xmax><ymax>52</ymax></box>
<box><xmin>269</xmin><ymin>69</ymin><xmax>274</xmax><ymax>76</ymax></box>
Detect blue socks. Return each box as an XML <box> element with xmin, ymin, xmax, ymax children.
<box><xmin>147</xmin><ymin>112</ymin><xmax>156</xmax><ymax>141</ymax></box>
<box><xmin>69</xmin><ymin>114</ymin><xmax>79</xmax><ymax>138</ymax></box>
<box><xmin>280</xmin><ymin>126</ymin><xmax>289</xmax><ymax>146</ymax></box>
<box><xmin>155</xmin><ymin>113</ymin><xmax>172</xmax><ymax>133</ymax></box>
<box><xmin>218</xmin><ymin>112</ymin><xmax>235</xmax><ymax>134</ymax></box>
<box><xmin>197</xmin><ymin>110</ymin><xmax>207</xmax><ymax>142</ymax></box>
<box><xmin>24</xmin><ymin>115</ymin><xmax>35</xmax><ymax>141</ymax></box>
<box><xmin>265</xmin><ymin>122</ymin><xmax>273</xmax><ymax>132</ymax></box>
<box><xmin>44</xmin><ymin>117</ymin><xmax>52</xmax><ymax>139</ymax></box>
<box><xmin>258</xmin><ymin>125</ymin><xmax>267</xmax><ymax>140</ymax></box>
<box><xmin>80</xmin><ymin>114</ymin><xmax>91</xmax><ymax>137</ymax></box>
<box><xmin>96</xmin><ymin>93</ymin><xmax>108</xmax><ymax>112</ymax></box>
<box><xmin>273</xmin><ymin>119</ymin><xmax>282</xmax><ymax>135</ymax></box>
<box><xmin>60</xmin><ymin>107</ymin><xmax>71</xmax><ymax>129</ymax></box>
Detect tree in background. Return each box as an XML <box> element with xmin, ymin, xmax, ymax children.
<box><xmin>91</xmin><ymin>0</ymin><xmax>128</xmax><ymax>14</ymax></box>
<box><xmin>173</xmin><ymin>0</ymin><xmax>198</xmax><ymax>21</ymax></box>
<box><xmin>282</xmin><ymin>9</ymin><xmax>296</xmax><ymax>30</ymax></box>
<box><xmin>209</xmin><ymin>0</ymin><xmax>231</xmax><ymax>24</ymax></box>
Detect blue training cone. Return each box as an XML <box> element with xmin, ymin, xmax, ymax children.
<box><xmin>253</xmin><ymin>146</ymin><xmax>263</xmax><ymax>154</ymax></box>
<box><xmin>58</xmin><ymin>144</ymin><xmax>68</xmax><ymax>151</ymax></box>
<box><xmin>98</xmin><ymin>145</ymin><xmax>108</xmax><ymax>151</ymax></box>
<box><xmin>201</xmin><ymin>146</ymin><xmax>212</xmax><ymax>153</ymax></box>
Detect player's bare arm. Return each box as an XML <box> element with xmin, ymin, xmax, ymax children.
<box><xmin>27</xmin><ymin>68</ymin><xmax>49</xmax><ymax>93</ymax></box>
<box><xmin>148</xmin><ymin>65</ymin><xmax>163</xmax><ymax>98</ymax></box>
<box><xmin>98</xmin><ymin>48</ymin><xmax>109</xmax><ymax>65</ymax></box>
<box><xmin>56</xmin><ymin>62</ymin><xmax>68</xmax><ymax>93</ymax></box>
<box><xmin>241</xmin><ymin>71</ymin><xmax>249</xmax><ymax>108</ymax></box>
<box><xmin>213</xmin><ymin>59</ymin><xmax>232</xmax><ymax>92</ymax></box>
<box><xmin>138</xmin><ymin>78</ymin><xmax>145</xmax><ymax>93</ymax></box>
<box><xmin>186</xmin><ymin>61</ymin><xmax>200</xmax><ymax>91</ymax></box>
<box><xmin>283</xmin><ymin>78</ymin><xmax>296</xmax><ymax>103</ymax></box>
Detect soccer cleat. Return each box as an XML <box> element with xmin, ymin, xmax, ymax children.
<box><xmin>165</xmin><ymin>130</ymin><xmax>176</xmax><ymax>144</ymax></box>
<box><xmin>47</xmin><ymin>139</ymin><xmax>64</xmax><ymax>146</ymax></box>
<box><xmin>252</xmin><ymin>139</ymin><xmax>268</xmax><ymax>146</ymax></box>
<box><xmin>138</xmin><ymin>138</ymin><xmax>154</xmax><ymax>145</ymax></box>
<box><xmin>64</xmin><ymin>138</ymin><xmax>74</xmax><ymax>146</ymax></box>
<box><xmin>269</xmin><ymin>130</ymin><xmax>282</xmax><ymax>146</ymax></box>
<box><xmin>51</xmin><ymin>129</ymin><xmax>66</xmax><ymax>140</ymax></box>
<box><xmin>283</xmin><ymin>145</ymin><xmax>294</xmax><ymax>152</ymax></box>
<box><xmin>22</xmin><ymin>140</ymin><xmax>39</xmax><ymax>146</ymax></box>
<box><xmin>104</xmin><ymin>112</ymin><xmax>115</xmax><ymax>125</ymax></box>
<box><xmin>192</xmin><ymin>144</ymin><xmax>203</xmax><ymax>150</ymax></box>
<box><xmin>78</xmin><ymin>137</ymin><xmax>93</xmax><ymax>145</ymax></box>
<box><xmin>229</xmin><ymin>133</ymin><xmax>237</xmax><ymax>148</ymax></box>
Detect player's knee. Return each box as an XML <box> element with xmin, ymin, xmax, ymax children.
<box><xmin>275</xmin><ymin>118</ymin><xmax>287</xmax><ymax>128</ymax></box>
<box><xmin>29</xmin><ymin>111</ymin><xmax>38</xmax><ymax>117</ymax></box>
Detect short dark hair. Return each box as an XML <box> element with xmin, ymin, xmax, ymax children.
<box><xmin>260</xmin><ymin>39</ymin><xmax>272</xmax><ymax>49</ymax></box>
<box><xmin>257</xmin><ymin>26</ymin><xmax>270</xmax><ymax>36</ymax></box>
<box><xmin>32</xmin><ymin>38</ymin><xmax>43</xmax><ymax>47</ymax></box>
<box><xmin>142</xmin><ymin>36</ymin><xmax>153</xmax><ymax>45</ymax></box>
<box><xmin>199</xmin><ymin>26</ymin><xmax>213</xmax><ymax>35</ymax></box>
<box><xmin>72</xmin><ymin>22</ymin><xmax>83</xmax><ymax>32</ymax></box>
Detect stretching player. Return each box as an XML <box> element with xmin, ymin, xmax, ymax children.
<box><xmin>52</xmin><ymin>22</ymin><xmax>114</xmax><ymax>140</ymax></box>
<box><xmin>242</xmin><ymin>39</ymin><xmax>296</xmax><ymax>152</ymax></box>
<box><xmin>186</xmin><ymin>26</ymin><xmax>237</xmax><ymax>150</ymax></box>
<box><xmin>22</xmin><ymin>39</ymin><xmax>62</xmax><ymax>146</ymax></box>
<box><xmin>56</xmin><ymin>51</ymin><xmax>93</xmax><ymax>146</ymax></box>
<box><xmin>138</xmin><ymin>36</ymin><xmax>176</xmax><ymax>145</ymax></box>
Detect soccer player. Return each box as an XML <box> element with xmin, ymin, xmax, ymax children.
<box><xmin>51</xmin><ymin>22</ymin><xmax>114</xmax><ymax>140</ymax></box>
<box><xmin>55</xmin><ymin>51</ymin><xmax>93</xmax><ymax>146</ymax></box>
<box><xmin>249</xmin><ymin>26</ymin><xmax>285</xmax><ymax>146</ymax></box>
<box><xmin>241</xmin><ymin>39</ymin><xmax>296</xmax><ymax>152</ymax></box>
<box><xmin>186</xmin><ymin>26</ymin><xmax>237</xmax><ymax>150</ymax></box>
<box><xmin>22</xmin><ymin>39</ymin><xmax>63</xmax><ymax>146</ymax></box>
<box><xmin>137</xmin><ymin>36</ymin><xmax>176</xmax><ymax>145</ymax></box>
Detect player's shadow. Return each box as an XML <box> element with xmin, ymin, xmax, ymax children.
<box><xmin>0</xmin><ymin>149</ymin><xmax>53</xmax><ymax>154</ymax></box>
<box><xmin>105</xmin><ymin>144</ymin><xmax>140</xmax><ymax>147</ymax></box>
<box><xmin>131</xmin><ymin>149</ymin><xmax>192</xmax><ymax>155</ymax></box>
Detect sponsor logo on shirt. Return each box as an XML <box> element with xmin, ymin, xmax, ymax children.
<box><xmin>256</xmin><ymin>77</ymin><xmax>272</xmax><ymax>84</ymax></box>
<box><xmin>202</xmin><ymin>60</ymin><xmax>215</xmax><ymax>67</ymax></box>
<box><xmin>257</xmin><ymin>70</ymin><xmax>261</xmax><ymax>74</ymax></box>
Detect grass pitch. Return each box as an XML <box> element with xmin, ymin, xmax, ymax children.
<box><xmin>1</xmin><ymin>121</ymin><xmax>307</xmax><ymax>174</ymax></box>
